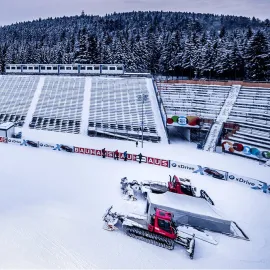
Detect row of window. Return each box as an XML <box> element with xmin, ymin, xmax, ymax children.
<box><xmin>6</xmin><ymin>66</ymin><xmax>123</xmax><ymax>71</ymax></box>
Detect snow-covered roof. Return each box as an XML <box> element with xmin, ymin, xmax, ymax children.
<box><xmin>147</xmin><ymin>191</ymin><xmax>221</xmax><ymax>219</ymax></box>
<box><xmin>0</xmin><ymin>122</ymin><xmax>15</xmax><ymax>130</ymax></box>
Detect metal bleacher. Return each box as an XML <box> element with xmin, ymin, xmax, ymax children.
<box><xmin>29</xmin><ymin>77</ymin><xmax>85</xmax><ymax>134</ymax></box>
<box><xmin>0</xmin><ymin>75</ymin><xmax>39</xmax><ymax>127</ymax></box>
<box><xmin>227</xmin><ymin>86</ymin><xmax>270</xmax><ymax>151</ymax></box>
<box><xmin>157</xmin><ymin>83</ymin><xmax>231</xmax><ymax>120</ymax></box>
<box><xmin>88</xmin><ymin>78</ymin><xmax>160</xmax><ymax>141</ymax></box>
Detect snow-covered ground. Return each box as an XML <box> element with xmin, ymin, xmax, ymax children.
<box><xmin>0</xmin><ymin>130</ymin><xmax>269</xmax><ymax>268</ymax></box>
<box><xmin>0</xmin><ymin>75</ymin><xmax>269</xmax><ymax>268</ymax></box>
<box><xmin>20</xmin><ymin>127</ymin><xmax>270</xmax><ymax>183</ymax></box>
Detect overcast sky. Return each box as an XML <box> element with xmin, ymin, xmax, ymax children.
<box><xmin>1</xmin><ymin>0</ymin><xmax>269</xmax><ymax>26</ymax></box>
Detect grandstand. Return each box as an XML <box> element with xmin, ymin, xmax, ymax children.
<box><xmin>88</xmin><ymin>78</ymin><xmax>160</xmax><ymax>141</ymax></box>
<box><xmin>226</xmin><ymin>86</ymin><xmax>270</xmax><ymax>151</ymax></box>
<box><xmin>29</xmin><ymin>77</ymin><xmax>85</xmax><ymax>134</ymax></box>
<box><xmin>1</xmin><ymin>72</ymin><xmax>269</xmax><ymax>154</ymax></box>
<box><xmin>156</xmin><ymin>82</ymin><xmax>233</xmax><ymax>143</ymax></box>
<box><xmin>157</xmin><ymin>82</ymin><xmax>231</xmax><ymax>120</ymax></box>
<box><xmin>0</xmin><ymin>76</ymin><xmax>39</xmax><ymax>127</ymax></box>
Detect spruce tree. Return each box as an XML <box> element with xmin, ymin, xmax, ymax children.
<box><xmin>245</xmin><ymin>31</ymin><xmax>270</xmax><ymax>81</ymax></box>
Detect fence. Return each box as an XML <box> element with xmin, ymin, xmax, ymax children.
<box><xmin>0</xmin><ymin>136</ymin><xmax>268</xmax><ymax>195</ymax></box>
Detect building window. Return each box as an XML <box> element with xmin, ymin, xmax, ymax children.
<box><xmin>117</xmin><ymin>66</ymin><xmax>123</xmax><ymax>70</ymax></box>
<box><xmin>28</xmin><ymin>67</ymin><xmax>33</xmax><ymax>70</ymax></box>
<box><xmin>87</xmin><ymin>66</ymin><xmax>93</xmax><ymax>70</ymax></box>
<box><xmin>73</xmin><ymin>66</ymin><xmax>78</xmax><ymax>70</ymax></box>
<box><xmin>17</xmin><ymin>67</ymin><xmax>21</xmax><ymax>70</ymax></box>
<box><xmin>81</xmin><ymin>66</ymin><xmax>86</xmax><ymax>70</ymax></box>
<box><xmin>109</xmin><ymin>66</ymin><xmax>115</xmax><ymax>70</ymax></box>
<box><xmin>60</xmin><ymin>66</ymin><xmax>65</xmax><ymax>70</ymax></box>
<box><xmin>66</xmin><ymin>67</ymin><xmax>72</xmax><ymax>70</ymax></box>
<box><xmin>94</xmin><ymin>66</ymin><xmax>99</xmax><ymax>70</ymax></box>
<box><xmin>53</xmin><ymin>66</ymin><xmax>58</xmax><ymax>70</ymax></box>
<box><xmin>23</xmin><ymin>66</ymin><xmax>27</xmax><ymax>70</ymax></box>
<box><xmin>47</xmin><ymin>67</ymin><xmax>52</xmax><ymax>70</ymax></box>
<box><xmin>6</xmin><ymin>66</ymin><xmax>10</xmax><ymax>70</ymax></box>
<box><xmin>41</xmin><ymin>66</ymin><xmax>45</xmax><ymax>70</ymax></box>
<box><xmin>34</xmin><ymin>67</ymin><xmax>39</xmax><ymax>70</ymax></box>
<box><xmin>103</xmin><ymin>66</ymin><xmax>108</xmax><ymax>70</ymax></box>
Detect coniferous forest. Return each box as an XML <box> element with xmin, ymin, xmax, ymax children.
<box><xmin>0</xmin><ymin>11</ymin><xmax>270</xmax><ymax>80</ymax></box>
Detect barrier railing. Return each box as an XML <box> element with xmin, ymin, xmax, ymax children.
<box><xmin>0</xmin><ymin>135</ymin><xmax>268</xmax><ymax>194</ymax></box>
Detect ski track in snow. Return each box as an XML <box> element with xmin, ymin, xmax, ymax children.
<box><xmin>0</xmin><ymin>220</ymin><xmax>96</xmax><ymax>269</ymax></box>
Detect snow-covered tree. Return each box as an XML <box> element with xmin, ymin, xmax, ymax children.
<box><xmin>245</xmin><ymin>31</ymin><xmax>270</xmax><ymax>81</ymax></box>
<box><xmin>0</xmin><ymin>11</ymin><xmax>268</xmax><ymax>79</ymax></box>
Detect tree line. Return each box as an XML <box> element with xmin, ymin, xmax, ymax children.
<box><xmin>0</xmin><ymin>11</ymin><xmax>269</xmax><ymax>80</ymax></box>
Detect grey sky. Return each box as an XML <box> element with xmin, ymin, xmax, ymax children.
<box><xmin>1</xmin><ymin>0</ymin><xmax>269</xmax><ymax>26</ymax></box>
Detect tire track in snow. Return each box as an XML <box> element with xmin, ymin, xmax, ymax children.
<box><xmin>2</xmin><ymin>223</ymin><xmax>97</xmax><ymax>269</ymax></box>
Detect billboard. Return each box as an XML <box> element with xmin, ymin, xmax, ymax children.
<box><xmin>170</xmin><ymin>160</ymin><xmax>269</xmax><ymax>193</ymax></box>
<box><xmin>167</xmin><ymin>115</ymin><xmax>200</xmax><ymax>128</ymax></box>
<box><xmin>53</xmin><ymin>144</ymin><xmax>74</xmax><ymax>152</ymax></box>
<box><xmin>20</xmin><ymin>139</ymin><xmax>39</xmax><ymax>148</ymax></box>
<box><xmin>170</xmin><ymin>160</ymin><xmax>228</xmax><ymax>180</ymax></box>
<box><xmin>222</xmin><ymin>140</ymin><xmax>270</xmax><ymax>160</ymax></box>
<box><xmin>7</xmin><ymin>138</ymin><xmax>23</xmax><ymax>145</ymax></box>
<box><xmin>39</xmin><ymin>142</ymin><xmax>57</xmax><ymax>150</ymax></box>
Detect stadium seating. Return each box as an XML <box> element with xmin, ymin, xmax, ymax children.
<box><xmin>227</xmin><ymin>87</ymin><xmax>270</xmax><ymax>151</ymax></box>
<box><xmin>88</xmin><ymin>78</ymin><xmax>160</xmax><ymax>141</ymax></box>
<box><xmin>29</xmin><ymin>77</ymin><xmax>85</xmax><ymax>134</ymax></box>
<box><xmin>0</xmin><ymin>75</ymin><xmax>39</xmax><ymax>126</ymax></box>
<box><xmin>157</xmin><ymin>82</ymin><xmax>231</xmax><ymax>119</ymax></box>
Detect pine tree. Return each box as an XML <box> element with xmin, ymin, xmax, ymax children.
<box><xmin>229</xmin><ymin>41</ymin><xmax>244</xmax><ymax>79</ymax></box>
<box><xmin>87</xmin><ymin>34</ymin><xmax>99</xmax><ymax>63</ymax></box>
<box><xmin>245</xmin><ymin>31</ymin><xmax>270</xmax><ymax>81</ymax></box>
<box><xmin>75</xmin><ymin>29</ymin><xmax>88</xmax><ymax>63</ymax></box>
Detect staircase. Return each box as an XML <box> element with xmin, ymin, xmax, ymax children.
<box><xmin>203</xmin><ymin>85</ymin><xmax>241</xmax><ymax>152</ymax></box>
<box><xmin>22</xmin><ymin>76</ymin><xmax>45</xmax><ymax>130</ymax></box>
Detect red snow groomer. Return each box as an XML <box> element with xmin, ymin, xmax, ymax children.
<box><xmin>121</xmin><ymin>175</ymin><xmax>214</xmax><ymax>205</ymax></box>
<box><xmin>103</xmin><ymin>206</ymin><xmax>195</xmax><ymax>259</ymax></box>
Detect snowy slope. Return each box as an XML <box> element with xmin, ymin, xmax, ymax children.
<box><xmin>0</xmin><ymin>137</ymin><xmax>269</xmax><ymax>268</ymax></box>
<box><xmin>19</xmin><ymin>128</ymin><xmax>270</xmax><ymax>183</ymax></box>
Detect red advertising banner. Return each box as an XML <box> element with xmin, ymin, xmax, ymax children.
<box><xmin>84</xmin><ymin>148</ymin><xmax>91</xmax><ymax>155</ymax></box>
<box><xmin>146</xmin><ymin>157</ymin><xmax>169</xmax><ymax>167</ymax></box>
<box><xmin>95</xmin><ymin>150</ymin><xmax>102</xmax><ymax>156</ymax></box>
<box><xmin>106</xmin><ymin>151</ymin><xmax>114</xmax><ymax>158</ymax></box>
<box><xmin>127</xmin><ymin>154</ymin><xmax>133</xmax><ymax>160</ymax></box>
<box><xmin>0</xmin><ymin>137</ymin><xmax>7</xmax><ymax>143</ymax></box>
<box><xmin>74</xmin><ymin>147</ymin><xmax>97</xmax><ymax>156</ymax></box>
<box><xmin>161</xmin><ymin>160</ymin><xmax>169</xmax><ymax>167</ymax></box>
<box><xmin>73</xmin><ymin>146</ymin><xmax>169</xmax><ymax>167</ymax></box>
<box><xmin>74</xmin><ymin>147</ymin><xmax>86</xmax><ymax>154</ymax></box>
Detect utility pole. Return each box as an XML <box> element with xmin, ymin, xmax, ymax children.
<box><xmin>137</xmin><ymin>94</ymin><xmax>148</xmax><ymax>148</ymax></box>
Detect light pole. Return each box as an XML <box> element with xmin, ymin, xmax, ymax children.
<box><xmin>137</xmin><ymin>94</ymin><xmax>148</xmax><ymax>148</ymax></box>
